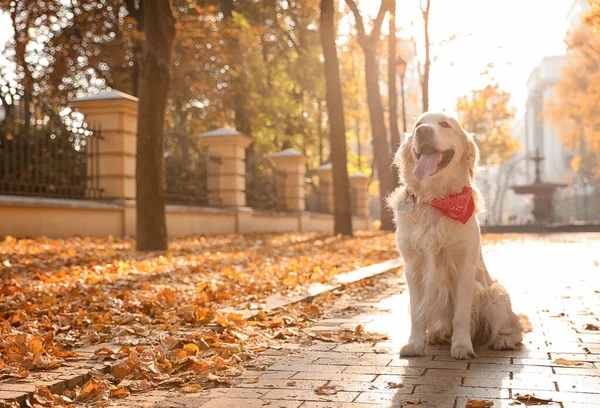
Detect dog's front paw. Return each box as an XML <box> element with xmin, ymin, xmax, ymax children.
<box><xmin>451</xmin><ymin>342</ymin><xmax>476</xmax><ymax>360</ymax></box>
<box><xmin>400</xmin><ymin>342</ymin><xmax>426</xmax><ymax>357</ymax></box>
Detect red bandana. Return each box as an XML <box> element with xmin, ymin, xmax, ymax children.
<box><xmin>426</xmin><ymin>186</ymin><xmax>475</xmax><ymax>224</ymax></box>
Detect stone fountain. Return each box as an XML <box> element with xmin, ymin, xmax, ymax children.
<box><xmin>511</xmin><ymin>150</ymin><xmax>567</xmax><ymax>225</ymax></box>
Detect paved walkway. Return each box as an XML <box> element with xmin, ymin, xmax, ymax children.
<box><xmin>121</xmin><ymin>234</ymin><xmax>600</xmax><ymax>408</ymax></box>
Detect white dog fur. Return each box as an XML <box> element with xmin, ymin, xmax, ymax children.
<box><xmin>387</xmin><ymin>112</ymin><xmax>524</xmax><ymax>360</ymax></box>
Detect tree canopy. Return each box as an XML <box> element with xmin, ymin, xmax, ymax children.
<box><xmin>455</xmin><ymin>83</ymin><xmax>519</xmax><ymax>167</ymax></box>
<box><xmin>545</xmin><ymin>24</ymin><xmax>600</xmax><ymax>180</ymax></box>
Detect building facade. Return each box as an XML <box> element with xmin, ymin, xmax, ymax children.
<box><xmin>479</xmin><ymin>0</ymin><xmax>598</xmax><ymax>225</ymax></box>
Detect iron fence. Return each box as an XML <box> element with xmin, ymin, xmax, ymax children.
<box><xmin>164</xmin><ymin>133</ymin><xmax>221</xmax><ymax>206</ymax></box>
<box><xmin>0</xmin><ymin>100</ymin><xmax>103</xmax><ymax>200</ymax></box>
<box><xmin>305</xmin><ymin>177</ymin><xmax>330</xmax><ymax>213</ymax></box>
<box><xmin>246</xmin><ymin>154</ymin><xmax>286</xmax><ymax>210</ymax></box>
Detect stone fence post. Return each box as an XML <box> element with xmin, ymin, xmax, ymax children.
<box><xmin>71</xmin><ymin>90</ymin><xmax>138</xmax><ymax>200</ymax></box>
<box><xmin>270</xmin><ymin>148</ymin><xmax>307</xmax><ymax>211</ymax></box>
<box><xmin>349</xmin><ymin>173</ymin><xmax>370</xmax><ymax>217</ymax></box>
<box><xmin>197</xmin><ymin>128</ymin><xmax>252</xmax><ymax>207</ymax></box>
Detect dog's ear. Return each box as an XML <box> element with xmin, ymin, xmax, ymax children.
<box><xmin>461</xmin><ymin>128</ymin><xmax>479</xmax><ymax>180</ymax></box>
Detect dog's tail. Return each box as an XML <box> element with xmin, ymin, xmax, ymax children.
<box><xmin>476</xmin><ymin>282</ymin><xmax>524</xmax><ymax>350</ymax></box>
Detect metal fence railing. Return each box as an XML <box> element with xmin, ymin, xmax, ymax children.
<box><xmin>305</xmin><ymin>177</ymin><xmax>330</xmax><ymax>214</ymax></box>
<box><xmin>164</xmin><ymin>133</ymin><xmax>221</xmax><ymax>207</ymax></box>
<box><xmin>245</xmin><ymin>154</ymin><xmax>286</xmax><ymax>211</ymax></box>
<box><xmin>0</xmin><ymin>100</ymin><xmax>103</xmax><ymax>200</ymax></box>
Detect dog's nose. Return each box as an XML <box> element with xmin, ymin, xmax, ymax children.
<box><xmin>415</xmin><ymin>124</ymin><xmax>434</xmax><ymax>138</ymax></box>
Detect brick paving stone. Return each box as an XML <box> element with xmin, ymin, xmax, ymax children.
<box><xmin>290</xmin><ymin>373</ymin><xmax>376</xmax><ymax>382</ymax></box>
<box><xmin>414</xmin><ymin>385</ymin><xmax>510</xmax><ymax>399</ymax></box>
<box><xmin>462</xmin><ymin>377</ymin><xmax>556</xmax><ymax>391</ymax></box>
<box><xmin>331</xmin><ymin>344</ymin><xmax>392</xmax><ymax>353</ymax></box>
<box><xmin>473</xmin><ymin>348</ymin><xmax>549</xmax><ymax>358</ymax></box>
<box><xmin>433</xmin><ymin>354</ymin><xmax>511</xmax><ymax>364</ymax></box>
<box><xmin>373</xmin><ymin>375</ymin><xmax>462</xmax><ymax>387</ymax></box>
<box><xmin>342</xmin><ymin>365</ymin><xmax>425</xmax><ymax>376</ymax></box>
<box><xmin>468</xmin><ymin>362</ymin><xmax>553</xmax><ymax>375</ymax></box>
<box><xmin>553</xmin><ymin>366</ymin><xmax>600</xmax><ymax>376</ymax></box>
<box><xmin>299</xmin><ymin>351</ymin><xmax>365</xmax><ymax>360</ymax></box>
<box><xmin>554</xmin><ymin>374</ymin><xmax>600</xmax><ymax>393</ymax></box>
<box><xmin>268</xmin><ymin>363</ymin><xmax>347</xmax><ymax>373</ymax></box>
<box><xmin>300</xmin><ymin>403</ymin><xmax>388</xmax><ymax>408</ymax></box>
<box><xmin>198</xmin><ymin>398</ymin><xmax>301</xmax><ymax>408</ymax></box>
<box><xmin>237</xmin><ymin>379</ymin><xmax>327</xmax><ymax>390</ymax></box>
<box><xmin>511</xmin><ymin>389</ymin><xmax>600</xmax><ymax>404</ymax></box>
<box><xmin>551</xmin><ymin>352</ymin><xmax>600</xmax><ymax>362</ymax></box>
<box><xmin>354</xmin><ymin>391</ymin><xmax>453</xmax><ymax>407</ymax></box>
<box><xmin>423</xmin><ymin>369</ymin><xmax>510</xmax><ymax>379</ymax></box>
<box><xmin>455</xmin><ymin>397</ymin><xmax>562</xmax><ymax>408</ymax></box>
<box><xmin>388</xmin><ymin>359</ymin><xmax>468</xmax><ymax>370</ymax></box>
<box><xmin>513</xmin><ymin>357</ymin><xmax>598</xmax><ymax>368</ymax></box>
<box><xmin>261</xmin><ymin>389</ymin><xmax>360</xmax><ymax>402</ymax></box>
<box><xmin>327</xmin><ymin>381</ymin><xmax>414</xmax><ymax>394</ymax></box>
<box><xmin>314</xmin><ymin>357</ymin><xmax>393</xmax><ymax>366</ymax></box>
<box><xmin>202</xmin><ymin>388</ymin><xmax>271</xmax><ymax>399</ymax></box>
<box><xmin>243</xmin><ymin>371</ymin><xmax>297</xmax><ymax>380</ymax></box>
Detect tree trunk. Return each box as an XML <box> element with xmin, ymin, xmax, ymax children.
<box><xmin>421</xmin><ymin>0</ymin><xmax>431</xmax><ymax>112</ymax></box>
<box><xmin>320</xmin><ymin>0</ymin><xmax>353</xmax><ymax>236</ymax></box>
<box><xmin>136</xmin><ymin>0</ymin><xmax>176</xmax><ymax>251</ymax></box>
<box><xmin>365</xmin><ymin>44</ymin><xmax>395</xmax><ymax>231</ymax></box>
<box><xmin>388</xmin><ymin>0</ymin><xmax>401</xmax><ymax>155</ymax></box>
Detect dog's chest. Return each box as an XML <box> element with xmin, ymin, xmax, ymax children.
<box><xmin>394</xmin><ymin>193</ymin><xmax>464</xmax><ymax>253</ymax></box>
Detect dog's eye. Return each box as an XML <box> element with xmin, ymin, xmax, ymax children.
<box><xmin>439</xmin><ymin>121</ymin><xmax>451</xmax><ymax>128</ymax></box>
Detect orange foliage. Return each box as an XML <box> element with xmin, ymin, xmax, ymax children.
<box><xmin>456</xmin><ymin>83</ymin><xmax>519</xmax><ymax>166</ymax></box>
<box><xmin>0</xmin><ymin>232</ymin><xmax>395</xmax><ymax>400</ymax></box>
<box><xmin>545</xmin><ymin>23</ymin><xmax>600</xmax><ymax>179</ymax></box>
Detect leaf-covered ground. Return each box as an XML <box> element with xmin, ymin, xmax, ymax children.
<box><xmin>0</xmin><ymin>232</ymin><xmax>397</xmax><ymax>406</ymax></box>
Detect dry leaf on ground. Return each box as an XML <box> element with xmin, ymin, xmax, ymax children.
<box><xmin>0</xmin><ymin>232</ymin><xmax>397</xmax><ymax>402</ymax></box>
<box><xmin>553</xmin><ymin>358</ymin><xmax>583</xmax><ymax>366</ymax></box>
<box><xmin>387</xmin><ymin>382</ymin><xmax>404</xmax><ymax>389</ymax></box>
<box><xmin>584</xmin><ymin>323</ymin><xmax>600</xmax><ymax>330</ymax></box>
<box><xmin>466</xmin><ymin>398</ymin><xmax>494</xmax><ymax>407</ymax></box>
<box><xmin>406</xmin><ymin>399</ymin><xmax>424</xmax><ymax>405</ymax></box>
<box><xmin>514</xmin><ymin>393</ymin><xmax>553</xmax><ymax>405</ymax></box>
<box><xmin>315</xmin><ymin>384</ymin><xmax>339</xmax><ymax>395</ymax></box>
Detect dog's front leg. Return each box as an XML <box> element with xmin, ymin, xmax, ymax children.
<box><xmin>451</xmin><ymin>264</ymin><xmax>476</xmax><ymax>360</ymax></box>
<box><xmin>400</xmin><ymin>265</ymin><xmax>426</xmax><ymax>357</ymax></box>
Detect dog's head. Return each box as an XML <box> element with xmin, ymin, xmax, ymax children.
<box><xmin>395</xmin><ymin>112</ymin><xmax>479</xmax><ymax>198</ymax></box>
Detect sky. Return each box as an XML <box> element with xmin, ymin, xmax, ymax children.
<box><xmin>0</xmin><ymin>1</ymin><xmax>574</xmax><ymax>118</ymax></box>
<box><xmin>360</xmin><ymin>0</ymin><xmax>574</xmax><ymax>117</ymax></box>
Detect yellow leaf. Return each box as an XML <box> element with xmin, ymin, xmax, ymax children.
<box><xmin>29</xmin><ymin>336</ymin><xmax>44</xmax><ymax>356</ymax></box>
<box><xmin>183</xmin><ymin>343</ymin><xmax>200</xmax><ymax>356</ymax></box>
<box><xmin>553</xmin><ymin>358</ymin><xmax>583</xmax><ymax>366</ymax></box>
<box><xmin>110</xmin><ymin>386</ymin><xmax>130</xmax><ymax>399</ymax></box>
<box><xmin>112</xmin><ymin>361</ymin><xmax>131</xmax><ymax>381</ymax></box>
<box><xmin>466</xmin><ymin>399</ymin><xmax>494</xmax><ymax>408</ymax></box>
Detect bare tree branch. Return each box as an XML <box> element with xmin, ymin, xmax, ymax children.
<box><xmin>344</xmin><ymin>0</ymin><xmax>367</xmax><ymax>45</ymax></box>
<box><xmin>371</xmin><ymin>0</ymin><xmax>391</xmax><ymax>40</ymax></box>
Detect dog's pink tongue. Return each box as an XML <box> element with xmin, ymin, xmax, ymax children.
<box><xmin>413</xmin><ymin>153</ymin><xmax>440</xmax><ymax>180</ymax></box>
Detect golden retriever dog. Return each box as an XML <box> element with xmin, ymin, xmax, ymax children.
<box><xmin>387</xmin><ymin>112</ymin><xmax>524</xmax><ymax>360</ymax></box>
